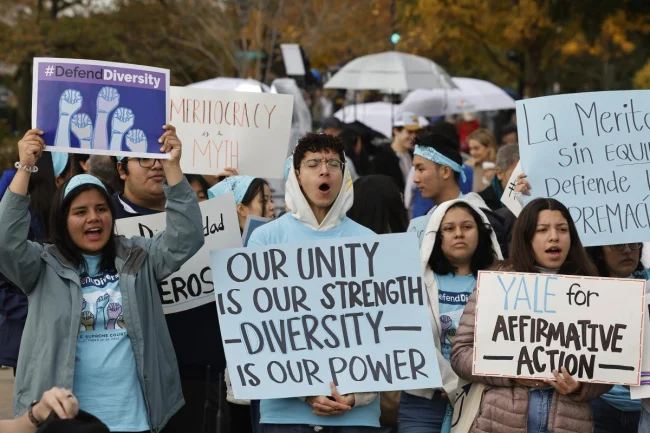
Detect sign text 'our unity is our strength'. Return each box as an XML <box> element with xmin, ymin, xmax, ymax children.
<box><xmin>473</xmin><ymin>271</ymin><xmax>645</xmax><ymax>385</ymax></box>
<box><xmin>517</xmin><ymin>90</ymin><xmax>650</xmax><ymax>246</ymax></box>
<box><xmin>210</xmin><ymin>234</ymin><xmax>441</xmax><ymax>400</ymax></box>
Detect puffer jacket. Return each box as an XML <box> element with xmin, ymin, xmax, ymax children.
<box><xmin>451</xmin><ymin>280</ymin><xmax>612</xmax><ymax>433</ymax></box>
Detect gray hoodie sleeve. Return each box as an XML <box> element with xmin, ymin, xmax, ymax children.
<box><xmin>0</xmin><ymin>190</ymin><xmax>44</xmax><ymax>294</ymax></box>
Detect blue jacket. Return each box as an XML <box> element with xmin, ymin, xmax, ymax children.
<box><xmin>0</xmin><ymin>179</ymin><xmax>204</xmax><ymax>432</ymax></box>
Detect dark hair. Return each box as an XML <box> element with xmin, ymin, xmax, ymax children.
<box><xmin>586</xmin><ymin>245</ymin><xmax>644</xmax><ymax>277</ymax></box>
<box><xmin>28</xmin><ymin>153</ymin><xmax>57</xmax><ymax>240</ymax></box>
<box><xmin>338</xmin><ymin>128</ymin><xmax>370</xmax><ymax>176</ymax></box>
<box><xmin>507</xmin><ymin>198</ymin><xmax>597</xmax><ymax>276</ymax></box>
<box><xmin>49</xmin><ymin>181</ymin><xmax>117</xmax><ymax>273</ymax></box>
<box><xmin>241</xmin><ymin>178</ymin><xmax>268</xmax><ymax>217</ymax></box>
<box><xmin>186</xmin><ymin>174</ymin><xmax>210</xmax><ymax>194</ymax></box>
<box><xmin>428</xmin><ymin>202</ymin><xmax>496</xmax><ymax>276</ymax></box>
<box><xmin>347</xmin><ymin>175</ymin><xmax>408</xmax><ymax>234</ymax></box>
<box><xmin>293</xmin><ymin>132</ymin><xmax>345</xmax><ymax>169</ymax></box>
<box><xmin>501</xmin><ymin>124</ymin><xmax>518</xmax><ymax>137</ymax></box>
<box><xmin>321</xmin><ymin>117</ymin><xmax>343</xmax><ymax>131</ymax></box>
<box><xmin>422</xmin><ymin>121</ymin><xmax>460</xmax><ymax>149</ymax></box>
<box><xmin>416</xmin><ymin>133</ymin><xmax>463</xmax><ymax>182</ymax></box>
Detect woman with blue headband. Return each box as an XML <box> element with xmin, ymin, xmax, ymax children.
<box><xmin>207</xmin><ymin>175</ymin><xmax>275</xmax><ymax>231</ymax></box>
<box><xmin>0</xmin><ymin>127</ymin><xmax>204</xmax><ymax>433</ymax></box>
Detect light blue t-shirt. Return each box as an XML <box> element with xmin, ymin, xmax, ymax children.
<box><xmin>73</xmin><ymin>254</ymin><xmax>149</xmax><ymax>432</ymax></box>
<box><xmin>249</xmin><ymin>213</ymin><xmax>381</xmax><ymax>427</ymax></box>
<box><xmin>435</xmin><ymin>273</ymin><xmax>476</xmax><ymax>433</ymax></box>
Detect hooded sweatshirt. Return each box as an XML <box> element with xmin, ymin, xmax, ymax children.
<box><xmin>405</xmin><ymin>200</ymin><xmax>503</xmax><ymax>415</ymax></box>
<box><xmin>248</xmin><ymin>164</ymin><xmax>380</xmax><ymax>427</ymax></box>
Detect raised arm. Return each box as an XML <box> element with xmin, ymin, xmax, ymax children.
<box><xmin>0</xmin><ymin>130</ymin><xmax>46</xmax><ymax>293</ymax></box>
<box><xmin>144</xmin><ymin>125</ymin><xmax>204</xmax><ymax>280</ymax></box>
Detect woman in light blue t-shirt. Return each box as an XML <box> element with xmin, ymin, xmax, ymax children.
<box><xmin>399</xmin><ymin>200</ymin><xmax>499</xmax><ymax>433</ymax></box>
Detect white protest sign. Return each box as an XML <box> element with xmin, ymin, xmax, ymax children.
<box><xmin>210</xmin><ymin>233</ymin><xmax>442</xmax><ymax>399</ymax></box>
<box><xmin>500</xmin><ymin>162</ymin><xmax>523</xmax><ymax>216</ymax></box>
<box><xmin>517</xmin><ymin>90</ymin><xmax>650</xmax><ymax>246</ymax></box>
<box><xmin>474</xmin><ymin>271</ymin><xmax>645</xmax><ymax>385</ymax></box>
<box><xmin>115</xmin><ymin>193</ymin><xmax>242</xmax><ymax>314</ymax></box>
<box><xmin>171</xmin><ymin>86</ymin><xmax>293</xmax><ymax>178</ymax></box>
<box><xmin>631</xmin><ymin>284</ymin><xmax>650</xmax><ymax>399</ymax></box>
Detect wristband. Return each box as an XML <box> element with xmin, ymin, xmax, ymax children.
<box><xmin>28</xmin><ymin>400</ymin><xmax>43</xmax><ymax>427</ymax></box>
<box><xmin>15</xmin><ymin>162</ymin><xmax>39</xmax><ymax>173</ymax></box>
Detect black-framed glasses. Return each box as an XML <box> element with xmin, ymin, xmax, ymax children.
<box><xmin>609</xmin><ymin>243</ymin><xmax>643</xmax><ymax>251</ymax></box>
<box><xmin>301</xmin><ymin>158</ymin><xmax>344</xmax><ymax>172</ymax></box>
<box><xmin>126</xmin><ymin>158</ymin><xmax>162</xmax><ymax>169</ymax></box>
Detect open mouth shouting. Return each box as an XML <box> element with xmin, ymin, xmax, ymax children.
<box><xmin>318</xmin><ymin>181</ymin><xmax>331</xmax><ymax>196</ymax></box>
<box><xmin>545</xmin><ymin>246</ymin><xmax>562</xmax><ymax>261</ymax></box>
<box><xmin>85</xmin><ymin>227</ymin><xmax>103</xmax><ymax>241</ymax></box>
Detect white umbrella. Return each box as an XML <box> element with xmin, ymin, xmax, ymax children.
<box><xmin>324</xmin><ymin>52</ymin><xmax>456</xmax><ymax>92</ymax></box>
<box><xmin>187</xmin><ymin>77</ymin><xmax>271</xmax><ymax>93</ymax></box>
<box><xmin>399</xmin><ymin>77</ymin><xmax>516</xmax><ymax>117</ymax></box>
<box><xmin>333</xmin><ymin>102</ymin><xmax>428</xmax><ymax>137</ymax></box>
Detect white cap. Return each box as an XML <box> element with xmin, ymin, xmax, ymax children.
<box><xmin>393</xmin><ymin>111</ymin><xmax>422</xmax><ymax>131</ymax></box>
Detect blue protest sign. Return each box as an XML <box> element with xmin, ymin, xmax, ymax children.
<box><xmin>33</xmin><ymin>58</ymin><xmax>170</xmax><ymax>159</ymax></box>
<box><xmin>407</xmin><ymin>215</ymin><xmax>430</xmax><ymax>248</ymax></box>
<box><xmin>242</xmin><ymin>215</ymin><xmax>272</xmax><ymax>247</ymax></box>
<box><xmin>517</xmin><ymin>90</ymin><xmax>650</xmax><ymax>246</ymax></box>
<box><xmin>210</xmin><ymin>233</ymin><xmax>441</xmax><ymax>399</ymax></box>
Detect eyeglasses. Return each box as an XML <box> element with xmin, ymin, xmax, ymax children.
<box><xmin>609</xmin><ymin>243</ymin><xmax>643</xmax><ymax>251</ymax></box>
<box><xmin>126</xmin><ymin>158</ymin><xmax>162</xmax><ymax>169</ymax></box>
<box><xmin>301</xmin><ymin>158</ymin><xmax>344</xmax><ymax>172</ymax></box>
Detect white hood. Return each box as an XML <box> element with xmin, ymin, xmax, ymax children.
<box><xmin>285</xmin><ymin>156</ymin><xmax>354</xmax><ymax>231</ymax></box>
<box><xmin>407</xmin><ymin>198</ymin><xmax>503</xmax><ymax>403</ymax></box>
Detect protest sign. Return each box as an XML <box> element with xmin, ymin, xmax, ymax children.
<box><xmin>631</xmin><ymin>301</ymin><xmax>650</xmax><ymax>398</ymax></box>
<box><xmin>210</xmin><ymin>233</ymin><xmax>441</xmax><ymax>399</ymax></box>
<box><xmin>516</xmin><ymin>90</ymin><xmax>650</xmax><ymax>246</ymax></box>
<box><xmin>171</xmin><ymin>86</ymin><xmax>293</xmax><ymax>178</ymax></box>
<box><xmin>500</xmin><ymin>162</ymin><xmax>523</xmax><ymax>217</ymax></box>
<box><xmin>242</xmin><ymin>215</ymin><xmax>271</xmax><ymax>247</ymax></box>
<box><xmin>115</xmin><ymin>194</ymin><xmax>242</xmax><ymax>314</ymax></box>
<box><xmin>407</xmin><ymin>215</ymin><xmax>430</xmax><ymax>248</ymax></box>
<box><xmin>33</xmin><ymin>58</ymin><xmax>169</xmax><ymax>159</ymax></box>
<box><xmin>473</xmin><ymin>271</ymin><xmax>645</xmax><ymax>385</ymax></box>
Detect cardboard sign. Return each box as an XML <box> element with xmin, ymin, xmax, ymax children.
<box><xmin>516</xmin><ymin>90</ymin><xmax>650</xmax><ymax>246</ymax></box>
<box><xmin>171</xmin><ymin>86</ymin><xmax>293</xmax><ymax>178</ymax></box>
<box><xmin>115</xmin><ymin>194</ymin><xmax>242</xmax><ymax>314</ymax></box>
<box><xmin>500</xmin><ymin>162</ymin><xmax>523</xmax><ymax>217</ymax></box>
<box><xmin>474</xmin><ymin>271</ymin><xmax>645</xmax><ymax>385</ymax></box>
<box><xmin>210</xmin><ymin>233</ymin><xmax>441</xmax><ymax>399</ymax></box>
<box><xmin>33</xmin><ymin>58</ymin><xmax>170</xmax><ymax>158</ymax></box>
<box><xmin>242</xmin><ymin>215</ymin><xmax>271</xmax><ymax>247</ymax></box>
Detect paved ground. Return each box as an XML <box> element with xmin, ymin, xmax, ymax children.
<box><xmin>0</xmin><ymin>367</ymin><xmax>13</xmax><ymax>418</ymax></box>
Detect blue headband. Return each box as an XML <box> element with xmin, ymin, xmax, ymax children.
<box><xmin>64</xmin><ymin>174</ymin><xmax>108</xmax><ymax>199</ymax></box>
<box><xmin>414</xmin><ymin>145</ymin><xmax>467</xmax><ymax>183</ymax></box>
<box><xmin>207</xmin><ymin>175</ymin><xmax>256</xmax><ymax>203</ymax></box>
<box><xmin>52</xmin><ymin>152</ymin><xmax>69</xmax><ymax>177</ymax></box>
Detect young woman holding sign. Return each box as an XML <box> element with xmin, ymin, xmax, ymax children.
<box><xmin>208</xmin><ymin>175</ymin><xmax>276</xmax><ymax>230</ymax></box>
<box><xmin>0</xmin><ymin>127</ymin><xmax>204</xmax><ymax>433</ymax></box>
<box><xmin>451</xmin><ymin>198</ymin><xmax>611</xmax><ymax>433</ymax></box>
<box><xmin>399</xmin><ymin>199</ymin><xmax>500</xmax><ymax>433</ymax></box>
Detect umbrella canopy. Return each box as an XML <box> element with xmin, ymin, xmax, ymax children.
<box><xmin>400</xmin><ymin>77</ymin><xmax>516</xmax><ymax>117</ymax></box>
<box><xmin>324</xmin><ymin>51</ymin><xmax>456</xmax><ymax>92</ymax></box>
<box><xmin>333</xmin><ymin>102</ymin><xmax>428</xmax><ymax>138</ymax></box>
<box><xmin>187</xmin><ymin>77</ymin><xmax>271</xmax><ymax>93</ymax></box>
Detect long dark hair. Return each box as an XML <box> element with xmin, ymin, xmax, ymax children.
<box><xmin>507</xmin><ymin>198</ymin><xmax>597</xmax><ymax>276</ymax></box>
<box><xmin>241</xmin><ymin>178</ymin><xmax>268</xmax><ymax>217</ymax></box>
<box><xmin>49</xmin><ymin>181</ymin><xmax>117</xmax><ymax>273</ymax></box>
<box><xmin>428</xmin><ymin>202</ymin><xmax>496</xmax><ymax>276</ymax></box>
<box><xmin>347</xmin><ymin>175</ymin><xmax>408</xmax><ymax>234</ymax></box>
<box><xmin>28</xmin><ymin>153</ymin><xmax>57</xmax><ymax>241</ymax></box>
<box><xmin>586</xmin><ymin>244</ymin><xmax>644</xmax><ymax>277</ymax></box>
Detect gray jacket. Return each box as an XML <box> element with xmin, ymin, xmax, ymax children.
<box><xmin>0</xmin><ymin>179</ymin><xmax>204</xmax><ymax>432</ymax></box>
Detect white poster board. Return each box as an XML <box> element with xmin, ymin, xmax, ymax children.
<box><xmin>115</xmin><ymin>193</ymin><xmax>243</xmax><ymax>314</ymax></box>
<box><xmin>474</xmin><ymin>271</ymin><xmax>645</xmax><ymax>385</ymax></box>
<box><xmin>171</xmin><ymin>86</ymin><xmax>294</xmax><ymax>178</ymax></box>
<box><xmin>500</xmin><ymin>162</ymin><xmax>523</xmax><ymax>216</ymax></box>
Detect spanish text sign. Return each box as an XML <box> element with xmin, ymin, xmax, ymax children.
<box><xmin>516</xmin><ymin>90</ymin><xmax>650</xmax><ymax>246</ymax></box>
<box><xmin>473</xmin><ymin>271</ymin><xmax>645</xmax><ymax>385</ymax></box>
<box><xmin>172</xmin><ymin>86</ymin><xmax>293</xmax><ymax>178</ymax></box>
<box><xmin>115</xmin><ymin>193</ymin><xmax>243</xmax><ymax>314</ymax></box>
<box><xmin>210</xmin><ymin>233</ymin><xmax>441</xmax><ymax>399</ymax></box>
<box><xmin>33</xmin><ymin>58</ymin><xmax>170</xmax><ymax>158</ymax></box>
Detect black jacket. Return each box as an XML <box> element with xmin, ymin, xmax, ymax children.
<box><xmin>370</xmin><ymin>145</ymin><xmax>406</xmax><ymax>192</ymax></box>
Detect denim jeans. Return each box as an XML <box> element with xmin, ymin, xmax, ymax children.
<box><xmin>639</xmin><ymin>407</ymin><xmax>650</xmax><ymax>433</ymax></box>
<box><xmin>526</xmin><ymin>389</ymin><xmax>554</xmax><ymax>433</ymax></box>
<box><xmin>397</xmin><ymin>392</ymin><xmax>448</xmax><ymax>433</ymax></box>
<box><xmin>591</xmin><ymin>397</ymin><xmax>640</xmax><ymax>433</ymax></box>
<box><xmin>259</xmin><ymin>425</ymin><xmax>379</xmax><ymax>433</ymax></box>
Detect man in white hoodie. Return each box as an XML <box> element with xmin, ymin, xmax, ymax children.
<box><xmin>248</xmin><ymin>132</ymin><xmax>380</xmax><ymax>433</ymax></box>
